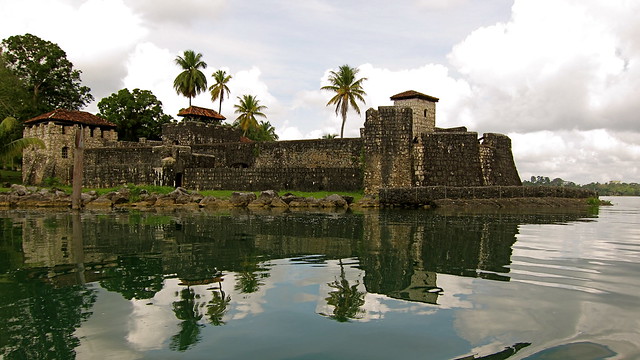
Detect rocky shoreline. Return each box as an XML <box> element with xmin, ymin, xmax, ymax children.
<box><xmin>0</xmin><ymin>184</ymin><xmax>379</xmax><ymax>210</ymax></box>
<box><xmin>0</xmin><ymin>184</ymin><xmax>599</xmax><ymax>211</ymax></box>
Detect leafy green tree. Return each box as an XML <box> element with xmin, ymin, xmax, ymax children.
<box><xmin>0</xmin><ymin>58</ymin><xmax>31</xmax><ymax>120</ymax></box>
<box><xmin>0</xmin><ymin>33</ymin><xmax>93</xmax><ymax>118</ymax></box>
<box><xmin>321</xmin><ymin>64</ymin><xmax>367</xmax><ymax>138</ymax></box>
<box><xmin>1</xmin><ymin>116</ymin><xmax>44</xmax><ymax>168</ymax></box>
<box><xmin>209</xmin><ymin>69</ymin><xmax>232</xmax><ymax>114</ymax></box>
<box><xmin>233</xmin><ymin>94</ymin><xmax>267</xmax><ymax>137</ymax></box>
<box><xmin>241</xmin><ymin>120</ymin><xmax>278</xmax><ymax>142</ymax></box>
<box><xmin>173</xmin><ymin>50</ymin><xmax>207</xmax><ymax>107</ymax></box>
<box><xmin>97</xmin><ymin>88</ymin><xmax>173</xmax><ymax>141</ymax></box>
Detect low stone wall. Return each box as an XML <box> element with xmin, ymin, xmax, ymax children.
<box><xmin>184</xmin><ymin>167</ymin><xmax>363</xmax><ymax>191</ymax></box>
<box><xmin>379</xmin><ymin>186</ymin><xmax>598</xmax><ymax>206</ymax></box>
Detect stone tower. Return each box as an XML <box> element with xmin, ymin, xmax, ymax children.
<box><xmin>22</xmin><ymin>109</ymin><xmax>118</xmax><ymax>185</ymax></box>
<box><xmin>362</xmin><ymin>90</ymin><xmax>439</xmax><ymax>194</ymax></box>
<box><xmin>389</xmin><ymin>90</ymin><xmax>438</xmax><ymax>135</ymax></box>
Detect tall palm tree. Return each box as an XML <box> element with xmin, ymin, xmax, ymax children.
<box><xmin>0</xmin><ymin>116</ymin><xmax>44</xmax><ymax>167</ymax></box>
<box><xmin>234</xmin><ymin>95</ymin><xmax>267</xmax><ymax>137</ymax></box>
<box><xmin>321</xmin><ymin>64</ymin><xmax>367</xmax><ymax>138</ymax></box>
<box><xmin>173</xmin><ymin>50</ymin><xmax>208</xmax><ymax>107</ymax></box>
<box><xmin>209</xmin><ymin>70</ymin><xmax>232</xmax><ymax>114</ymax></box>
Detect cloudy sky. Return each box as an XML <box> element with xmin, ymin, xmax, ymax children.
<box><xmin>1</xmin><ymin>0</ymin><xmax>638</xmax><ymax>183</ymax></box>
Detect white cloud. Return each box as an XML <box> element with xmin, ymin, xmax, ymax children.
<box><xmin>511</xmin><ymin>129</ymin><xmax>640</xmax><ymax>183</ymax></box>
<box><xmin>122</xmin><ymin>42</ymin><xmax>180</xmax><ymax>116</ymax></box>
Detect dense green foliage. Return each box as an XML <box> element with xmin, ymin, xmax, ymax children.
<box><xmin>524</xmin><ymin>176</ymin><xmax>640</xmax><ymax>196</ymax></box>
<box><xmin>321</xmin><ymin>64</ymin><xmax>367</xmax><ymax>138</ymax></box>
<box><xmin>97</xmin><ymin>88</ymin><xmax>173</xmax><ymax>141</ymax></box>
<box><xmin>209</xmin><ymin>69</ymin><xmax>232</xmax><ymax>114</ymax></box>
<box><xmin>173</xmin><ymin>50</ymin><xmax>207</xmax><ymax>107</ymax></box>
<box><xmin>233</xmin><ymin>94</ymin><xmax>267</xmax><ymax>137</ymax></box>
<box><xmin>238</xmin><ymin>120</ymin><xmax>278</xmax><ymax>141</ymax></box>
<box><xmin>0</xmin><ymin>33</ymin><xmax>93</xmax><ymax>119</ymax></box>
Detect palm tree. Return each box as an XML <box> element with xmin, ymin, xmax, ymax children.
<box><xmin>321</xmin><ymin>64</ymin><xmax>367</xmax><ymax>138</ymax></box>
<box><xmin>0</xmin><ymin>116</ymin><xmax>44</xmax><ymax>167</ymax></box>
<box><xmin>173</xmin><ymin>50</ymin><xmax>208</xmax><ymax>107</ymax></box>
<box><xmin>209</xmin><ymin>70</ymin><xmax>232</xmax><ymax>114</ymax></box>
<box><xmin>234</xmin><ymin>95</ymin><xmax>267</xmax><ymax>137</ymax></box>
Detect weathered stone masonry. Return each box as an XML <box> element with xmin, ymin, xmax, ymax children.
<box><xmin>23</xmin><ymin>91</ymin><xmax>523</xmax><ymax>194</ymax></box>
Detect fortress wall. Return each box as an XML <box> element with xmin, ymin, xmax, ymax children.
<box><xmin>185</xmin><ymin>138</ymin><xmax>364</xmax><ymax>190</ymax></box>
<box><xmin>191</xmin><ymin>138</ymin><xmax>363</xmax><ymax>169</ymax></box>
<box><xmin>83</xmin><ymin>147</ymin><xmax>168</xmax><ymax>188</ymax></box>
<box><xmin>480</xmin><ymin>133</ymin><xmax>522</xmax><ymax>186</ymax></box>
<box><xmin>184</xmin><ymin>167</ymin><xmax>363</xmax><ymax>191</ymax></box>
<box><xmin>162</xmin><ymin>121</ymin><xmax>242</xmax><ymax>145</ymax></box>
<box><xmin>420</xmin><ymin>132</ymin><xmax>484</xmax><ymax>187</ymax></box>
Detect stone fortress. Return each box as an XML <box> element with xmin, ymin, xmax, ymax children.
<box><xmin>22</xmin><ymin>90</ymin><xmax>523</xmax><ymax>195</ymax></box>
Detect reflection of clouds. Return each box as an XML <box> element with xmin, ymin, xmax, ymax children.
<box><xmin>451</xmin><ymin>206</ymin><xmax>640</xmax><ymax>359</ymax></box>
<box><xmin>228</xmin><ymin>270</ymin><xmax>274</xmax><ymax>320</ymax></box>
<box><xmin>313</xmin><ymin>259</ymin><xmax>442</xmax><ymax>322</ymax></box>
<box><xmin>126</xmin><ymin>279</ymin><xmax>181</xmax><ymax>351</ymax></box>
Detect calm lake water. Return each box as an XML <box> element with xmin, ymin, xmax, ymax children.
<box><xmin>1</xmin><ymin>197</ymin><xmax>638</xmax><ymax>360</ymax></box>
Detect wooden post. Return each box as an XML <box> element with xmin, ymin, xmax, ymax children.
<box><xmin>72</xmin><ymin>212</ymin><xmax>86</xmax><ymax>284</ymax></box>
<box><xmin>71</xmin><ymin>126</ymin><xmax>84</xmax><ymax>210</ymax></box>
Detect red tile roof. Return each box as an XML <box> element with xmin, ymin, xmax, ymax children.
<box><xmin>390</xmin><ymin>90</ymin><xmax>439</xmax><ymax>102</ymax></box>
<box><xmin>25</xmin><ymin>109</ymin><xmax>117</xmax><ymax>127</ymax></box>
<box><xmin>178</xmin><ymin>106</ymin><xmax>226</xmax><ymax>120</ymax></box>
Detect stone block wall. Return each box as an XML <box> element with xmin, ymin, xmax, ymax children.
<box><xmin>420</xmin><ymin>132</ymin><xmax>484</xmax><ymax>187</ymax></box>
<box><xmin>184</xmin><ymin>167</ymin><xmax>363</xmax><ymax>191</ymax></box>
<box><xmin>480</xmin><ymin>133</ymin><xmax>522</xmax><ymax>186</ymax></box>
<box><xmin>162</xmin><ymin>121</ymin><xmax>242</xmax><ymax>145</ymax></box>
<box><xmin>362</xmin><ymin>107</ymin><xmax>414</xmax><ymax>194</ymax></box>
<box><xmin>379</xmin><ymin>186</ymin><xmax>598</xmax><ymax>206</ymax></box>
<box><xmin>83</xmin><ymin>147</ymin><xmax>169</xmax><ymax>188</ymax></box>
<box><xmin>185</xmin><ymin>138</ymin><xmax>364</xmax><ymax>190</ymax></box>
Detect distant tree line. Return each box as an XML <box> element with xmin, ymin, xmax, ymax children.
<box><xmin>523</xmin><ymin>176</ymin><xmax>640</xmax><ymax>196</ymax></box>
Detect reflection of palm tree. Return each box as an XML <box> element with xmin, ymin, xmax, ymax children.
<box><xmin>170</xmin><ymin>287</ymin><xmax>205</xmax><ymax>352</ymax></box>
<box><xmin>323</xmin><ymin>259</ymin><xmax>366</xmax><ymax>322</ymax></box>
<box><xmin>235</xmin><ymin>255</ymin><xmax>270</xmax><ymax>294</ymax></box>
<box><xmin>207</xmin><ymin>288</ymin><xmax>231</xmax><ymax>326</ymax></box>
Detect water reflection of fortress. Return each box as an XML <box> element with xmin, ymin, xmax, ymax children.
<box><xmin>14</xmin><ymin>210</ymin><xmax>593</xmax><ymax>305</ymax></box>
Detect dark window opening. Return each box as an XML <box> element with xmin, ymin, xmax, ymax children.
<box><xmin>175</xmin><ymin>172</ymin><xmax>183</xmax><ymax>188</ymax></box>
<box><xmin>231</xmin><ymin>163</ymin><xmax>249</xmax><ymax>168</ymax></box>
<box><xmin>62</xmin><ymin>146</ymin><xmax>69</xmax><ymax>159</ymax></box>
<box><xmin>424</xmin><ymin>109</ymin><xmax>428</xmax><ymax>117</ymax></box>
<box><xmin>90</xmin><ymin>128</ymin><xmax>94</xmax><ymax>137</ymax></box>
